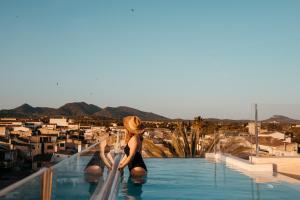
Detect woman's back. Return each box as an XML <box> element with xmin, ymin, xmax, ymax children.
<box><xmin>124</xmin><ymin>142</ymin><xmax>147</xmax><ymax>172</ymax></box>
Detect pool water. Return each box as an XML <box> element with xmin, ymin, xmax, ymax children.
<box><xmin>118</xmin><ymin>158</ymin><xmax>300</xmax><ymax>200</ymax></box>
<box><xmin>51</xmin><ymin>155</ymin><xmax>108</xmax><ymax>200</ymax></box>
<box><xmin>0</xmin><ymin>155</ymin><xmax>109</xmax><ymax>200</ymax></box>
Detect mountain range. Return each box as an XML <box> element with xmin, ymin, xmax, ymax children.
<box><xmin>262</xmin><ymin>115</ymin><xmax>300</xmax><ymax>124</ymax></box>
<box><xmin>0</xmin><ymin>102</ymin><xmax>169</xmax><ymax>121</ymax></box>
<box><xmin>206</xmin><ymin>115</ymin><xmax>300</xmax><ymax>124</ymax></box>
<box><xmin>1</xmin><ymin>103</ymin><xmax>299</xmax><ymax>123</ymax></box>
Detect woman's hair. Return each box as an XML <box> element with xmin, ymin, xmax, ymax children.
<box><xmin>124</xmin><ymin>129</ymin><xmax>144</xmax><ymax>144</ymax></box>
<box><xmin>125</xmin><ymin>129</ymin><xmax>135</xmax><ymax>144</ymax></box>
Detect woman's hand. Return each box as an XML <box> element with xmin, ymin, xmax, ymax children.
<box><xmin>107</xmin><ymin>164</ymin><xmax>112</xmax><ymax>171</ymax></box>
<box><xmin>118</xmin><ymin>163</ymin><xmax>125</xmax><ymax>171</ymax></box>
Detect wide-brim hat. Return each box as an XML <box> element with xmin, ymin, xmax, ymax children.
<box><xmin>123</xmin><ymin>116</ymin><xmax>144</xmax><ymax>134</ymax></box>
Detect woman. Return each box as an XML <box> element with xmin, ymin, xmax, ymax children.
<box><xmin>118</xmin><ymin>116</ymin><xmax>147</xmax><ymax>178</ymax></box>
<box><xmin>84</xmin><ymin>134</ymin><xmax>115</xmax><ymax>180</ymax></box>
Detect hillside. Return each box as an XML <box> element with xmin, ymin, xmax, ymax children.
<box><xmin>94</xmin><ymin>106</ymin><xmax>168</xmax><ymax>121</ymax></box>
<box><xmin>263</xmin><ymin>115</ymin><xmax>300</xmax><ymax>123</ymax></box>
<box><xmin>0</xmin><ymin>102</ymin><xmax>169</xmax><ymax>121</ymax></box>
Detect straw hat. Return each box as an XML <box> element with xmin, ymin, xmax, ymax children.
<box><xmin>123</xmin><ymin>116</ymin><xmax>144</xmax><ymax>134</ymax></box>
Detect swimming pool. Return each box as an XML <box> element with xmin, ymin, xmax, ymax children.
<box><xmin>118</xmin><ymin>158</ymin><xmax>300</xmax><ymax>200</ymax></box>
<box><xmin>1</xmin><ymin>155</ymin><xmax>300</xmax><ymax>200</ymax></box>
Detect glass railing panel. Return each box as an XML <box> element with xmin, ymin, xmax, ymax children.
<box><xmin>0</xmin><ymin>168</ymin><xmax>47</xmax><ymax>200</ymax></box>
<box><xmin>51</xmin><ymin>143</ymin><xmax>110</xmax><ymax>200</ymax></box>
<box><xmin>0</xmin><ymin>139</ymin><xmax>118</xmax><ymax>200</ymax></box>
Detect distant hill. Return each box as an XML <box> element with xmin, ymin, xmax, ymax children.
<box><xmin>263</xmin><ymin>115</ymin><xmax>300</xmax><ymax>123</ymax></box>
<box><xmin>57</xmin><ymin>102</ymin><xmax>102</xmax><ymax>116</ymax></box>
<box><xmin>94</xmin><ymin>106</ymin><xmax>168</xmax><ymax>121</ymax></box>
<box><xmin>0</xmin><ymin>102</ymin><xmax>169</xmax><ymax>121</ymax></box>
<box><xmin>0</xmin><ymin>104</ymin><xmax>57</xmax><ymax>118</ymax></box>
<box><xmin>205</xmin><ymin>118</ymin><xmax>250</xmax><ymax>123</ymax></box>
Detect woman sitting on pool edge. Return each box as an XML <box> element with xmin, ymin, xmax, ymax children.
<box><xmin>118</xmin><ymin>116</ymin><xmax>147</xmax><ymax>178</ymax></box>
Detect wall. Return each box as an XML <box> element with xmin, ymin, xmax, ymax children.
<box><xmin>49</xmin><ymin>118</ymin><xmax>68</xmax><ymax>127</ymax></box>
<box><xmin>0</xmin><ymin>127</ymin><xmax>6</xmax><ymax>136</ymax></box>
<box><xmin>251</xmin><ymin>156</ymin><xmax>300</xmax><ymax>176</ymax></box>
<box><xmin>206</xmin><ymin>153</ymin><xmax>274</xmax><ymax>173</ymax></box>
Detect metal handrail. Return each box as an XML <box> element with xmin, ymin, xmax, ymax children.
<box><xmin>51</xmin><ymin>142</ymin><xmax>100</xmax><ymax>169</ymax></box>
<box><xmin>90</xmin><ymin>153</ymin><xmax>123</xmax><ymax>200</ymax></box>
<box><xmin>108</xmin><ymin>167</ymin><xmax>122</xmax><ymax>200</ymax></box>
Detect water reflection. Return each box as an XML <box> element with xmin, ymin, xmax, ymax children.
<box><xmin>213</xmin><ymin>162</ymin><xmax>260</xmax><ymax>200</ymax></box>
<box><xmin>84</xmin><ymin>135</ymin><xmax>116</xmax><ymax>197</ymax></box>
<box><xmin>121</xmin><ymin>176</ymin><xmax>147</xmax><ymax>200</ymax></box>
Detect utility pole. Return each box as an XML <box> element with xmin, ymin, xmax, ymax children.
<box><xmin>214</xmin><ymin>130</ymin><xmax>216</xmax><ymax>154</ymax></box>
<box><xmin>255</xmin><ymin>104</ymin><xmax>259</xmax><ymax>157</ymax></box>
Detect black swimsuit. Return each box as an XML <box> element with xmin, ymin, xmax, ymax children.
<box><xmin>85</xmin><ymin>146</ymin><xmax>111</xmax><ymax>169</ymax></box>
<box><xmin>85</xmin><ymin>151</ymin><xmax>105</xmax><ymax>169</ymax></box>
<box><xmin>124</xmin><ymin>144</ymin><xmax>147</xmax><ymax>172</ymax></box>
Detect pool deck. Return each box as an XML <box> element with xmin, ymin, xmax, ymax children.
<box><xmin>205</xmin><ymin>153</ymin><xmax>274</xmax><ymax>173</ymax></box>
<box><xmin>205</xmin><ymin>153</ymin><xmax>300</xmax><ymax>185</ymax></box>
<box><xmin>249</xmin><ymin>156</ymin><xmax>300</xmax><ymax>177</ymax></box>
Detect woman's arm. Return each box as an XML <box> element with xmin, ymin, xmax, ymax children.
<box><xmin>99</xmin><ymin>139</ymin><xmax>112</xmax><ymax>170</ymax></box>
<box><xmin>119</xmin><ymin>154</ymin><xmax>127</xmax><ymax>166</ymax></box>
<box><xmin>107</xmin><ymin>151</ymin><xmax>115</xmax><ymax>165</ymax></box>
<box><xmin>118</xmin><ymin>135</ymin><xmax>138</xmax><ymax>170</ymax></box>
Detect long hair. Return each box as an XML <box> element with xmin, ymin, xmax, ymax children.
<box><xmin>124</xmin><ymin>129</ymin><xmax>145</xmax><ymax>145</ymax></box>
<box><xmin>125</xmin><ymin>129</ymin><xmax>135</xmax><ymax>144</ymax></box>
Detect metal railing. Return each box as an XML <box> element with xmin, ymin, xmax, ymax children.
<box><xmin>90</xmin><ymin>153</ymin><xmax>123</xmax><ymax>200</ymax></box>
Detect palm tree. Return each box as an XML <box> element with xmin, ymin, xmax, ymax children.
<box><xmin>169</xmin><ymin>117</ymin><xmax>204</xmax><ymax>158</ymax></box>
<box><xmin>191</xmin><ymin>116</ymin><xmax>204</xmax><ymax>157</ymax></box>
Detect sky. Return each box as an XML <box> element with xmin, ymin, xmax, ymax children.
<box><xmin>1</xmin><ymin>0</ymin><xmax>300</xmax><ymax>120</ymax></box>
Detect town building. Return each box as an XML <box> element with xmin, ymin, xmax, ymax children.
<box><xmin>49</xmin><ymin>118</ymin><xmax>68</xmax><ymax>127</ymax></box>
<box><xmin>0</xmin><ymin>127</ymin><xmax>8</xmax><ymax>137</ymax></box>
<box><xmin>0</xmin><ymin>118</ymin><xmax>22</xmax><ymax>127</ymax></box>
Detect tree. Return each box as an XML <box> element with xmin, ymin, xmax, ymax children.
<box><xmin>169</xmin><ymin>117</ymin><xmax>204</xmax><ymax>158</ymax></box>
<box><xmin>291</xmin><ymin>128</ymin><xmax>300</xmax><ymax>144</ymax></box>
<box><xmin>191</xmin><ymin>116</ymin><xmax>204</xmax><ymax>157</ymax></box>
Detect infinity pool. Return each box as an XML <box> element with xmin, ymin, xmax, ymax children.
<box><xmin>1</xmin><ymin>157</ymin><xmax>300</xmax><ymax>200</ymax></box>
<box><xmin>118</xmin><ymin>158</ymin><xmax>300</xmax><ymax>200</ymax></box>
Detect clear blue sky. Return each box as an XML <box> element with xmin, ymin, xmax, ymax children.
<box><xmin>1</xmin><ymin>0</ymin><xmax>300</xmax><ymax>120</ymax></box>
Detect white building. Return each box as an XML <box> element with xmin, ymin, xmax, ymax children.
<box><xmin>84</xmin><ymin>126</ymin><xmax>106</xmax><ymax>141</ymax></box>
<box><xmin>260</xmin><ymin>131</ymin><xmax>292</xmax><ymax>143</ymax></box>
<box><xmin>49</xmin><ymin>118</ymin><xmax>68</xmax><ymax>127</ymax></box>
<box><xmin>11</xmin><ymin>126</ymin><xmax>32</xmax><ymax>137</ymax></box>
<box><xmin>13</xmin><ymin>126</ymin><xmax>31</xmax><ymax>132</ymax></box>
<box><xmin>247</xmin><ymin>122</ymin><xmax>261</xmax><ymax>135</ymax></box>
<box><xmin>247</xmin><ymin>122</ymin><xmax>267</xmax><ymax>135</ymax></box>
<box><xmin>0</xmin><ymin>118</ymin><xmax>22</xmax><ymax>127</ymax></box>
<box><xmin>39</xmin><ymin>127</ymin><xmax>60</xmax><ymax>136</ymax></box>
<box><xmin>0</xmin><ymin>127</ymin><xmax>7</xmax><ymax>137</ymax></box>
<box><xmin>68</xmin><ymin>124</ymin><xmax>79</xmax><ymax>130</ymax></box>
<box><xmin>42</xmin><ymin>124</ymin><xmax>57</xmax><ymax>130</ymax></box>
